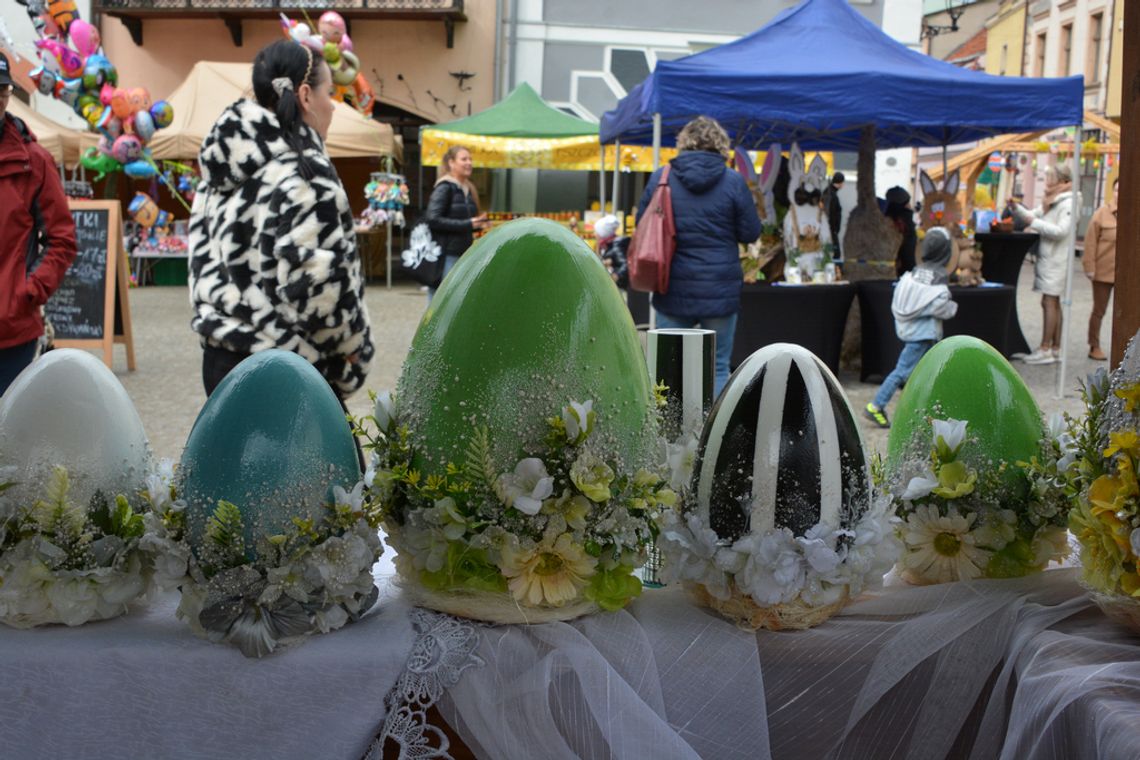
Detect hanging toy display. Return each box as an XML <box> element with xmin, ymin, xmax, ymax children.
<box><xmin>279</xmin><ymin>10</ymin><xmax>375</xmax><ymax>113</ymax></box>
<box><xmin>359</xmin><ymin>162</ymin><xmax>409</xmax><ymax>230</ymax></box>
<box><xmin>18</xmin><ymin>3</ymin><xmax>174</xmax><ymax>179</ymax></box>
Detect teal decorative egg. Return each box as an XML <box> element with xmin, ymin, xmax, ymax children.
<box><xmin>397</xmin><ymin>218</ymin><xmax>657</xmax><ymax>479</ymax></box>
<box><xmin>179</xmin><ymin>350</ymin><xmax>361</xmax><ymax>561</ymax></box>
<box><xmin>0</xmin><ymin>349</ymin><xmax>151</xmax><ymax>509</ymax></box>
<box><xmin>887</xmin><ymin>336</ymin><xmax>1042</xmax><ymax>495</ymax></box>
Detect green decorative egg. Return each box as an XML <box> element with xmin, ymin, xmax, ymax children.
<box><xmin>179</xmin><ymin>350</ymin><xmax>361</xmax><ymax>561</ymax></box>
<box><xmin>887</xmin><ymin>336</ymin><xmax>1042</xmax><ymax>495</ymax></box>
<box><xmin>398</xmin><ymin>218</ymin><xmax>657</xmax><ymax>478</ymax></box>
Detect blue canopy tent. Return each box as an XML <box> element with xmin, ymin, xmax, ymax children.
<box><xmin>599</xmin><ymin>0</ymin><xmax>1083</xmax><ymax>151</ymax></box>
<box><xmin>600</xmin><ymin>0</ymin><xmax>1084</xmax><ymax>397</ymax></box>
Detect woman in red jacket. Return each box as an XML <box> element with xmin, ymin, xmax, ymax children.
<box><xmin>0</xmin><ymin>55</ymin><xmax>78</xmax><ymax>395</ymax></box>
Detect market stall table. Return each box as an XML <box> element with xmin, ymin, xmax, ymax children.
<box><xmin>732</xmin><ymin>282</ymin><xmax>856</xmax><ymax>373</ymax></box>
<box><xmin>4</xmin><ymin>570</ymin><xmax>1139</xmax><ymax>759</ymax></box>
<box><xmin>130</xmin><ymin>249</ymin><xmax>189</xmax><ymax>287</ymax></box>
<box><xmin>976</xmin><ymin>231</ymin><xmax>1037</xmax><ymax>356</ymax></box>
<box><xmin>857</xmin><ymin>279</ymin><xmax>1016</xmax><ymax>383</ymax></box>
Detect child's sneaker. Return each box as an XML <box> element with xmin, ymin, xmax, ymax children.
<box><xmin>864</xmin><ymin>403</ymin><xmax>890</xmax><ymax>428</ymax></box>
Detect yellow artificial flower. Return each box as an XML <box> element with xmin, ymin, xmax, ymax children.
<box><xmin>1121</xmin><ymin>572</ymin><xmax>1140</xmax><ymax>597</ymax></box>
<box><xmin>1088</xmin><ymin>475</ymin><xmax>1133</xmax><ymax>553</ymax></box>
<box><xmin>1104</xmin><ymin>430</ymin><xmax>1140</xmax><ymax>460</ymax></box>
<box><xmin>1070</xmin><ymin>496</ymin><xmax>1125</xmax><ymax>592</ymax></box>
<box><xmin>500</xmin><ymin>533</ymin><xmax>597</xmax><ymax>607</ymax></box>
<box><xmin>931</xmin><ymin>461</ymin><xmax>977</xmax><ymax>500</ymax></box>
<box><xmin>1114</xmin><ymin>383</ymin><xmax>1140</xmax><ymax>414</ymax></box>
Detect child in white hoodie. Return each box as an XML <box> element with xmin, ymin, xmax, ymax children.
<box><xmin>865</xmin><ymin>227</ymin><xmax>958</xmax><ymax>428</ymax></box>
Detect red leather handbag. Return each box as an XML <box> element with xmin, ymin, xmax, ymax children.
<box><xmin>627</xmin><ymin>165</ymin><xmax>675</xmax><ymax>294</ymax></box>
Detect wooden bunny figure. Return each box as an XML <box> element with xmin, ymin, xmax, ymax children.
<box><xmin>783</xmin><ymin>143</ymin><xmax>832</xmax><ymax>281</ymax></box>
<box><xmin>918</xmin><ymin>169</ymin><xmax>981</xmax><ymax>285</ymax></box>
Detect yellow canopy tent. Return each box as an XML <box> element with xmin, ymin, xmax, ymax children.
<box><xmin>145</xmin><ymin>61</ymin><xmax>398</xmax><ymax>160</ymax></box>
<box><xmin>8</xmin><ymin>98</ymin><xmax>88</xmax><ymax>166</ymax></box>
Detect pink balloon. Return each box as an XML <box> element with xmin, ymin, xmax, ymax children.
<box><xmin>69</xmin><ymin>19</ymin><xmax>102</xmax><ymax>58</ymax></box>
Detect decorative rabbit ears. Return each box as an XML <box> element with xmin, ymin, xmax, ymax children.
<box><xmin>919</xmin><ymin>169</ymin><xmax>960</xmax><ymax>197</ymax></box>
<box><xmin>758</xmin><ymin>143</ymin><xmax>781</xmax><ymax>194</ymax></box>
<box><xmin>788</xmin><ymin>142</ymin><xmax>827</xmax><ymax>193</ymax></box>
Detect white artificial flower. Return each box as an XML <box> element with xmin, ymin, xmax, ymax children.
<box><xmin>734</xmin><ymin>529</ymin><xmax>805</xmax><ymax>605</ymax></box>
<box><xmin>374</xmin><ymin>390</ymin><xmax>396</xmax><ymax>431</ymax></box>
<box><xmin>932</xmin><ymin>418</ymin><xmax>968</xmax><ymax>458</ymax></box>
<box><xmin>562</xmin><ymin>400</ymin><xmax>594</xmax><ymax>444</ymax></box>
<box><xmin>901</xmin><ymin>468</ymin><xmax>940</xmax><ymax>502</ymax></box>
<box><xmin>972</xmin><ymin>509</ymin><xmax>1018</xmax><ymax>551</ymax></box>
<box><xmin>333</xmin><ymin>481</ymin><xmax>366</xmax><ymax>512</ymax></box>
<box><xmin>495</xmin><ymin>458</ymin><xmax>555</xmax><ymax>516</ymax></box>
<box><xmin>658</xmin><ymin>513</ymin><xmax>733</xmax><ymax>600</ymax></box>
<box><xmin>313</xmin><ymin>604</ymin><xmax>350</xmax><ymax>634</ymax></box>
<box><xmin>796</xmin><ymin>524</ymin><xmax>842</xmax><ymax>574</ymax></box>
<box><xmin>666</xmin><ymin>434</ymin><xmax>700</xmax><ymax>492</ymax></box>
<box><xmin>901</xmin><ymin>504</ymin><xmax>990</xmax><ymax>584</ymax></box>
<box><xmin>304</xmin><ymin>533</ymin><xmax>375</xmax><ymax>598</ymax></box>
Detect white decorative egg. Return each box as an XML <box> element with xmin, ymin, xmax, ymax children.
<box><xmin>693</xmin><ymin>343</ymin><xmax>870</xmax><ymax>541</ymax></box>
<box><xmin>0</xmin><ymin>349</ymin><xmax>151</xmax><ymax>508</ymax></box>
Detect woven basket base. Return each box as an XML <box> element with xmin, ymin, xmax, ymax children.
<box><xmin>1088</xmin><ymin>591</ymin><xmax>1140</xmax><ymax>636</ymax></box>
<box><xmin>687</xmin><ymin>582</ymin><xmax>848</xmax><ymax>631</ymax></box>
<box><xmin>403</xmin><ymin>579</ymin><xmax>600</xmax><ymax>625</ymax></box>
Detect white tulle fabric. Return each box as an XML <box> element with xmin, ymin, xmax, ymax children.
<box><xmin>432</xmin><ymin>569</ymin><xmax>1140</xmax><ymax>760</ymax></box>
<box><xmin>0</xmin><ymin>581</ymin><xmax>415</xmax><ymax>760</ymax></box>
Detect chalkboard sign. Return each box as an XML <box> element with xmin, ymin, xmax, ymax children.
<box><xmin>44</xmin><ymin>200</ymin><xmax>136</xmax><ymax>370</ymax></box>
<box><xmin>45</xmin><ymin>205</ymin><xmax>110</xmax><ymax>340</ymax></box>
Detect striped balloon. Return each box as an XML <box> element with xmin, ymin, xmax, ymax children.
<box><xmin>693</xmin><ymin>343</ymin><xmax>870</xmax><ymax>542</ymax></box>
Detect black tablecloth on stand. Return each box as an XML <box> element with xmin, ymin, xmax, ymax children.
<box><xmin>976</xmin><ymin>232</ymin><xmax>1036</xmax><ymax>356</ymax></box>
<box><xmin>625</xmin><ymin>289</ymin><xmax>651</xmax><ymax>328</ymax></box>
<box><xmin>976</xmin><ymin>232</ymin><xmax>1038</xmax><ymax>287</ymax></box>
<box><xmin>732</xmin><ymin>282</ymin><xmax>856</xmax><ymax>373</ymax></box>
<box><xmin>857</xmin><ymin>280</ymin><xmax>1016</xmax><ymax>383</ymax></box>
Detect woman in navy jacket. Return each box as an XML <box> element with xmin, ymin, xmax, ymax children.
<box><xmin>637</xmin><ymin>116</ymin><xmax>761</xmax><ymax>396</ymax></box>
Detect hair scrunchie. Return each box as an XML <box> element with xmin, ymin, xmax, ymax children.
<box><xmin>271</xmin><ymin>77</ymin><xmax>294</xmax><ymax>97</ymax></box>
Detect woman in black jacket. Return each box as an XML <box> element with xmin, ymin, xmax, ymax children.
<box><xmin>424</xmin><ymin>145</ymin><xmax>488</xmax><ymax>301</ymax></box>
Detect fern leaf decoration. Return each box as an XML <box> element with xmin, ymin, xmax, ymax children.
<box><xmin>206</xmin><ymin>500</ymin><xmax>246</xmax><ymax>560</ymax></box>
<box><xmin>31</xmin><ymin>466</ymin><xmax>86</xmax><ymax>536</ymax></box>
<box><xmin>463</xmin><ymin>426</ymin><xmax>498</xmax><ymax>490</ymax></box>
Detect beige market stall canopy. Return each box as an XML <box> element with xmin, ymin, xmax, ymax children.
<box><xmin>145</xmin><ymin>61</ymin><xmax>398</xmax><ymax>160</ymax></box>
<box><xmin>8</xmin><ymin>98</ymin><xmax>88</xmax><ymax>166</ymax></box>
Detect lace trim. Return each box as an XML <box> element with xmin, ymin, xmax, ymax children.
<box><xmin>369</xmin><ymin>608</ymin><xmax>485</xmax><ymax>759</ymax></box>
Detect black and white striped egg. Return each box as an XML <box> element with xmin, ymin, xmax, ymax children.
<box><xmin>692</xmin><ymin>344</ymin><xmax>870</xmax><ymax>541</ymax></box>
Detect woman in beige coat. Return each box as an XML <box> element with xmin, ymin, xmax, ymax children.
<box><xmin>1083</xmin><ymin>178</ymin><xmax>1118</xmax><ymax>361</ymax></box>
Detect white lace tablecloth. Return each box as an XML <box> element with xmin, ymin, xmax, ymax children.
<box><xmin>0</xmin><ymin>580</ymin><xmax>416</xmax><ymax>760</ymax></box>
<box><xmin>433</xmin><ymin>569</ymin><xmax>1140</xmax><ymax>760</ymax></box>
<box><xmin>3</xmin><ymin>569</ymin><xmax>1138</xmax><ymax>759</ymax></box>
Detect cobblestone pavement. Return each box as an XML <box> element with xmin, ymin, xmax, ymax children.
<box><xmin>104</xmin><ymin>257</ymin><xmax>1109</xmax><ymax>462</ymax></box>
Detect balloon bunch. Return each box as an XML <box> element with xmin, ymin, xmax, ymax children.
<box><xmin>279</xmin><ymin>11</ymin><xmax>375</xmax><ymax>113</ymax></box>
<box><xmin>18</xmin><ymin>2</ymin><xmax>174</xmax><ymax>180</ymax></box>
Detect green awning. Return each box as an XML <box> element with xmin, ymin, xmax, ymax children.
<box><xmin>429</xmin><ymin>83</ymin><xmax>598</xmax><ymax>139</ymax></box>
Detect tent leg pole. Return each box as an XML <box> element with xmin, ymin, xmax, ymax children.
<box><xmin>599</xmin><ymin>144</ymin><xmax>606</xmax><ymax>215</ymax></box>
<box><xmin>612</xmin><ymin>140</ymin><xmax>621</xmax><ymax>221</ymax></box>
<box><xmin>942</xmin><ymin>144</ymin><xmax>948</xmax><ymax>181</ymax></box>
<box><xmin>1056</xmin><ymin>126</ymin><xmax>1081</xmax><ymax>399</ymax></box>
<box><xmin>650</xmin><ymin>114</ymin><xmax>662</xmax><ymax>330</ymax></box>
<box><xmin>386</xmin><ymin>217</ymin><xmax>393</xmax><ymax>290</ymax></box>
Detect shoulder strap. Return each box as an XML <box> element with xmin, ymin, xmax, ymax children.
<box><xmin>658</xmin><ymin>165</ymin><xmax>671</xmax><ymax>186</ymax></box>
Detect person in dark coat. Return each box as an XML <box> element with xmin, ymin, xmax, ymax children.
<box><xmin>822</xmin><ymin>171</ymin><xmax>845</xmax><ymax>261</ymax></box>
<box><xmin>637</xmin><ymin>116</ymin><xmax>762</xmax><ymax>396</ymax></box>
<box><xmin>424</xmin><ymin>145</ymin><xmax>488</xmax><ymax>302</ymax></box>
<box><xmin>884</xmin><ymin>186</ymin><xmax>918</xmax><ymax>277</ymax></box>
<box><xmin>0</xmin><ymin>54</ymin><xmax>77</xmax><ymax>394</ymax></box>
